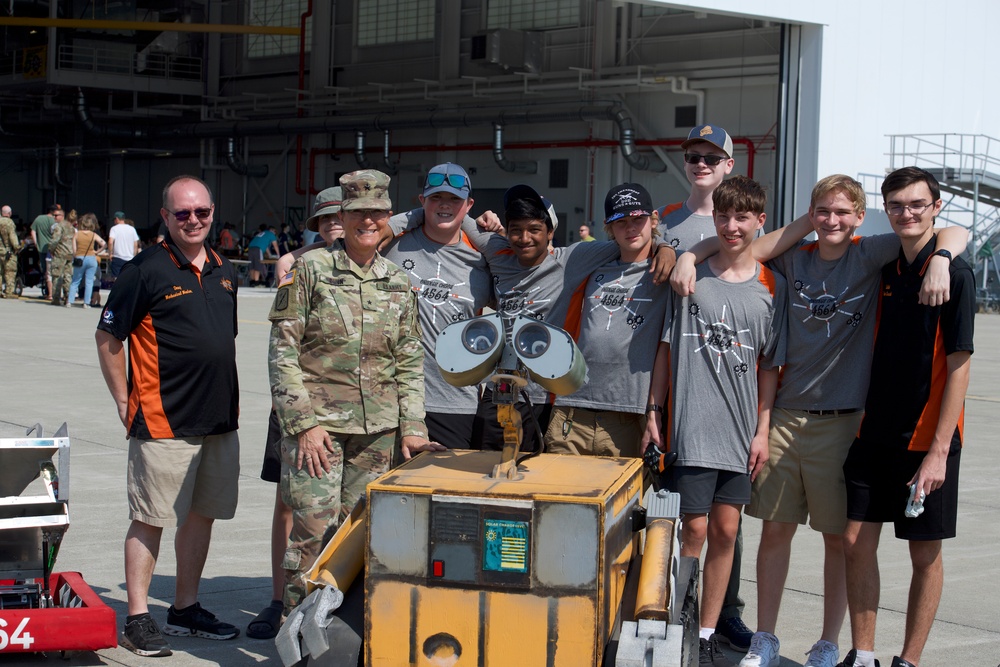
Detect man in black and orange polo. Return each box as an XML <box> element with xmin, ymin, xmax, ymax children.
<box><xmin>838</xmin><ymin>167</ymin><xmax>975</xmax><ymax>667</ymax></box>
<box><xmin>96</xmin><ymin>174</ymin><xmax>241</xmax><ymax>657</ymax></box>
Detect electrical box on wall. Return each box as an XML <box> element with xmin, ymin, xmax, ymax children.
<box><xmin>471</xmin><ymin>29</ymin><xmax>543</xmax><ymax>73</ymax></box>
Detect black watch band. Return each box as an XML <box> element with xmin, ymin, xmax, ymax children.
<box><xmin>933</xmin><ymin>249</ymin><xmax>952</xmax><ymax>261</ymax></box>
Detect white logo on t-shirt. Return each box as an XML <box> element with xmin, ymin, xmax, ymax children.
<box><xmin>402</xmin><ymin>260</ymin><xmax>473</xmax><ymax>325</ymax></box>
<box><xmin>591</xmin><ymin>271</ymin><xmax>653</xmax><ymax>331</ymax></box>
<box><xmin>792</xmin><ymin>280</ymin><xmax>864</xmax><ymax>337</ymax></box>
<box><xmin>684</xmin><ymin>302</ymin><xmax>753</xmax><ymax>377</ymax></box>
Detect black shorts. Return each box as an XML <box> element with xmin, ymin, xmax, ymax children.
<box><xmin>843</xmin><ymin>438</ymin><xmax>960</xmax><ymax>541</ymax></box>
<box><xmin>260</xmin><ymin>409</ymin><xmax>282</xmax><ymax>483</ymax></box>
<box><xmin>472</xmin><ymin>388</ymin><xmax>551</xmax><ymax>453</ymax></box>
<box><xmin>425</xmin><ymin>412</ymin><xmax>476</xmax><ymax>450</ymax></box>
<box><xmin>668</xmin><ymin>466</ymin><xmax>751</xmax><ymax>514</ymax></box>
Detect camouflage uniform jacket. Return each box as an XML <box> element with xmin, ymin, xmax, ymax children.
<box><xmin>268</xmin><ymin>239</ymin><xmax>428</xmax><ymax>439</ymax></box>
<box><xmin>48</xmin><ymin>220</ymin><xmax>75</xmax><ymax>259</ymax></box>
<box><xmin>0</xmin><ymin>217</ymin><xmax>18</xmax><ymax>253</ymax></box>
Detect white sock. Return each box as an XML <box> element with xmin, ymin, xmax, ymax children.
<box><xmin>855</xmin><ymin>649</ymin><xmax>877</xmax><ymax>667</ymax></box>
<box><xmin>700</xmin><ymin>627</ymin><xmax>714</xmax><ymax>641</ymax></box>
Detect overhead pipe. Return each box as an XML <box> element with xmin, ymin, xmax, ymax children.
<box><xmin>308</xmin><ymin>136</ymin><xmax>760</xmax><ymax>193</ymax></box>
<box><xmin>612</xmin><ymin>108</ymin><xmax>666</xmax><ymax>173</ymax></box>
<box><xmin>354</xmin><ymin>131</ymin><xmax>376</xmax><ymax>169</ymax></box>
<box><xmin>74</xmin><ymin>88</ymin><xmax>147</xmax><ymax>140</ymax></box>
<box><xmin>52</xmin><ymin>144</ymin><xmax>72</xmax><ymax>188</ymax></box>
<box><xmin>154</xmin><ymin>104</ymin><xmax>669</xmax><ymax>172</ymax></box>
<box><xmin>382</xmin><ymin>130</ymin><xmax>399</xmax><ymax>175</ymax></box>
<box><xmin>225</xmin><ymin>137</ymin><xmax>268</xmax><ymax>178</ymax></box>
<box><xmin>492</xmin><ymin>123</ymin><xmax>537</xmax><ymax>174</ymax></box>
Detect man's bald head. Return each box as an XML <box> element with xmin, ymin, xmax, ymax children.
<box><xmin>1</xmin><ymin>205</ymin><xmax>10</xmax><ymax>217</ymax></box>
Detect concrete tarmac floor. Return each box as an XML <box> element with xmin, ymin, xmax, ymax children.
<box><xmin>0</xmin><ymin>287</ymin><xmax>998</xmax><ymax>666</ymax></box>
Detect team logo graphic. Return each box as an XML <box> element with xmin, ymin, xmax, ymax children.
<box><xmin>497</xmin><ymin>286</ymin><xmax>548</xmax><ymax>320</ymax></box>
<box><xmin>102</xmin><ymin>308</ymin><xmax>114</xmax><ymax>325</ymax></box>
<box><xmin>590</xmin><ymin>271</ymin><xmax>653</xmax><ymax>330</ymax></box>
<box><xmin>792</xmin><ymin>280</ymin><xmax>863</xmax><ymax>337</ymax></box>
<box><xmin>684</xmin><ymin>302</ymin><xmax>753</xmax><ymax>376</ymax></box>
<box><xmin>219</xmin><ymin>277</ymin><xmax>234</xmax><ymax>293</ymax></box>
<box><xmin>400</xmin><ymin>260</ymin><xmax>473</xmax><ymax>326</ymax></box>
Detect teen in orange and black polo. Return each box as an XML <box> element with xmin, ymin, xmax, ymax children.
<box><xmin>97</xmin><ymin>236</ymin><xmax>239</xmax><ymax>439</ymax></box>
<box><xmin>844</xmin><ymin>237</ymin><xmax>975</xmax><ymax>539</ymax></box>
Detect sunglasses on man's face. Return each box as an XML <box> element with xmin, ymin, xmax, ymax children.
<box><xmin>425</xmin><ymin>172</ymin><xmax>469</xmax><ymax>190</ymax></box>
<box><xmin>683</xmin><ymin>153</ymin><xmax>727</xmax><ymax>166</ymax></box>
<box><xmin>171</xmin><ymin>208</ymin><xmax>213</xmax><ymax>222</ymax></box>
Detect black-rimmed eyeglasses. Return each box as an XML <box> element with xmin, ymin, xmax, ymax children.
<box><xmin>885</xmin><ymin>203</ymin><xmax>934</xmax><ymax>217</ymax></box>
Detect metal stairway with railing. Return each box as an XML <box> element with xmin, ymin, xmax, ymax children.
<box><xmin>887</xmin><ymin>133</ymin><xmax>1000</xmax><ymax>302</ymax></box>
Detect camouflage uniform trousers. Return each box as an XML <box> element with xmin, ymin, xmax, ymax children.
<box><xmin>1</xmin><ymin>253</ymin><xmax>15</xmax><ymax>297</ymax></box>
<box><xmin>50</xmin><ymin>254</ymin><xmax>73</xmax><ymax>305</ymax></box>
<box><xmin>280</xmin><ymin>428</ymin><xmax>396</xmax><ymax>612</ymax></box>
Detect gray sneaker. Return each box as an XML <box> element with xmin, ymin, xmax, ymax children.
<box><xmin>121</xmin><ymin>614</ymin><xmax>172</xmax><ymax>657</ymax></box>
<box><xmin>804</xmin><ymin>640</ymin><xmax>840</xmax><ymax>667</ymax></box>
<box><xmin>740</xmin><ymin>631</ymin><xmax>780</xmax><ymax>667</ymax></box>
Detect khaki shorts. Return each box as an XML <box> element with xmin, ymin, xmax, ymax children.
<box><xmin>545</xmin><ymin>407</ymin><xmax>645</xmax><ymax>458</ymax></box>
<box><xmin>747</xmin><ymin>408</ymin><xmax>863</xmax><ymax>534</ymax></box>
<box><xmin>128</xmin><ymin>431</ymin><xmax>240</xmax><ymax>527</ymax></box>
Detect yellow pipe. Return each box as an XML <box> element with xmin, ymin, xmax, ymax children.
<box><xmin>305</xmin><ymin>501</ymin><xmax>367</xmax><ymax>595</ymax></box>
<box><xmin>633</xmin><ymin>518</ymin><xmax>675</xmax><ymax>621</ymax></box>
<box><xmin>0</xmin><ymin>17</ymin><xmax>299</xmax><ymax>35</ymax></box>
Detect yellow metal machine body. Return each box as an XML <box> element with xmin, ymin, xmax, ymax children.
<box><xmin>363</xmin><ymin>450</ymin><xmax>644</xmax><ymax>667</ymax></box>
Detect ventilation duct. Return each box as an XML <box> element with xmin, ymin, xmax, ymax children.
<box><xmin>493</xmin><ymin>123</ymin><xmax>537</xmax><ymax>173</ymax></box>
<box><xmin>225</xmin><ymin>137</ymin><xmax>268</xmax><ymax>178</ymax></box>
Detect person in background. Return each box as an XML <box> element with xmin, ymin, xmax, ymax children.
<box><xmin>107</xmin><ymin>211</ymin><xmax>140</xmax><ymax>278</ymax></box>
<box><xmin>579</xmin><ymin>223</ymin><xmax>596</xmax><ymax>241</ymax></box>
<box><xmin>0</xmin><ymin>205</ymin><xmax>19</xmax><ymax>299</ymax></box>
<box><xmin>31</xmin><ymin>203</ymin><xmax>62</xmax><ymax>297</ymax></box>
<box><xmin>48</xmin><ymin>208</ymin><xmax>75</xmax><ymax>306</ymax></box>
<box><xmin>68</xmin><ymin>213</ymin><xmax>107</xmax><ymax>309</ymax></box>
<box><xmin>247</xmin><ymin>224</ymin><xmax>279</xmax><ymax>287</ymax></box>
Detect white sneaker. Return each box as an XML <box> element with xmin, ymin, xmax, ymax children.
<box><xmin>804</xmin><ymin>639</ymin><xmax>839</xmax><ymax>667</ymax></box>
<box><xmin>739</xmin><ymin>631</ymin><xmax>780</xmax><ymax>667</ymax></box>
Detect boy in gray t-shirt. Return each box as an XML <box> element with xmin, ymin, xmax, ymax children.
<box><xmin>382</xmin><ymin>163</ymin><xmax>493</xmax><ymax>449</ymax></box>
<box><xmin>645</xmin><ymin>176</ymin><xmax>786</xmax><ymax>666</ymax></box>
<box><xmin>547</xmin><ymin>183</ymin><xmax>672</xmax><ymax>458</ymax></box>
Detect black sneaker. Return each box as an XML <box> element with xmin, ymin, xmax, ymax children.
<box><xmin>163</xmin><ymin>602</ymin><xmax>240</xmax><ymax>640</ymax></box>
<box><xmin>121</xmin><ymin>613</ymin><xmax>172</xmax><ymax>657</ymax></box>
<box><xmin>837</xmin><ymin>649</ymin><xmax>881</xmax><ymax>667</ymax></box>
<box><xmin>716</xmin><ymin>615</ymin><xmax>753</xmax><ymax>652</ymax></box>
<box><xmin>699</xmin><ymin>634</ymin><xmax>728</xmax><ymax>666</ymax></box>
<box><xmin>889</xmin><ymin>658</ymin><xmax>914</xmax><ymax>667</ymax></box>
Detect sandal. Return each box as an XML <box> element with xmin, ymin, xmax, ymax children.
<box><xmin>246</xmin><ymin>599</ymin><xmax>283</xmax><ymax>639</ymax></box>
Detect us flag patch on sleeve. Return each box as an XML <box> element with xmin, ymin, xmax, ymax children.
<box><xmin>278</xmin><ymin>270</ymin><xmax>296</xmax><ymax>288</ymax></box>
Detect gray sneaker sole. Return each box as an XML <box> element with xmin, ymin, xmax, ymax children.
<box><xmin>120</xmin><ymin>633</ymin><xmax>172</xmax><ymax>657</ymax></box>
<box><xmin>162</xmin><ymin>623</ymin><xmax>239</xmax><ymax>640</ymax></box>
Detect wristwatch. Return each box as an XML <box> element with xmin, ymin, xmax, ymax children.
<box><xmin>933</xmin><ymin>249</ymin><xmax>952</xmax><ymax>261</ymax></box>
<box><xmin>646</xmin><ymin>404</ymin><xmax>663</xmax><ymax>414</ymax></box>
